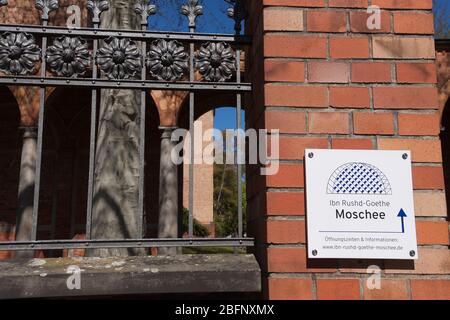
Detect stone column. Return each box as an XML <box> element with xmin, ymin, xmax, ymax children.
<box><xmin>158</xmin><ymin>127</ymin><xmax>180</xmax><ymax>256</ymax></box>
<box><xmin>15</xmin><ymin>126</ymin><xmax>37</xmax><ymax>259</ymax></box>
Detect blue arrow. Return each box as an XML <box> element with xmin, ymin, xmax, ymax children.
<box><xmin>397</xmin><ymin>209</ymin><xmax>407</xmax><ymax>233</ymax></box>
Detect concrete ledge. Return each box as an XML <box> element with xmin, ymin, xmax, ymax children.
<box><xmin>0</xmin><ymin>254</ymin><xmax>261</xmax><ymax>299</ymax></box>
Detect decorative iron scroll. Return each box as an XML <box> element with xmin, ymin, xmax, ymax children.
<box><xmin>0</xmin><ymin>32</ymin><xmax>41</xmax><ymax>75</ymax></box>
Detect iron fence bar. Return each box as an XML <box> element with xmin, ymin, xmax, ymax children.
<box><xmin>0</xmin><ymin>24</ymin><xmax>252</xmax><ymax>44</ymax></box>
<box><xmin>230</xmin><ymin>0</ymin><xmax>245</xmax><ymax>240</ymax></box>
<box><xmin>0</xmin><ymin>76</ymin><xmax>251</xmax><ymax>91</ymax></box>
<box><xmin>188</xmin><ymin>31</ymin><xmax>195</xmax><ymax>239</ymax></box>
<box><xmin>85</xmin><ymin>20</ymin><xmax>101</xmax><ymax>240</ymax></box>
<box><xmin>236</xmin><ymin>49</ymin><xmax>243</xmax><ymax>239</ymax></box>
<box><xmin>138</xmin><ymin>15</ymin><xmax>148</xmax><ymax>239</ymax></box>
<box><xmin>30</xmin><ymin>18</ymin><xmax>48</xmax><ymax>241</ymax></box>
<box><xmin>0</xmin><ymin>238</ymin><xmax>255</xmax><ymax>250</ymax></box>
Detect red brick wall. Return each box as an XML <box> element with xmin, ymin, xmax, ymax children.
<box><xmin>247</xmin><ymin>0</ymin><xmax>450</xmax><ymax>300</ymax></box>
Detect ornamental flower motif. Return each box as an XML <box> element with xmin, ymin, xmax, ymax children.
<box><xmin>195</xmin><ymin>42</ymin><xmax>236</xmax><ymax>82</ymax></box>
<box><xmin>0</xmin><ymin>32</ymin><xmax>41</xmax><ymax>76</ymax></box>
<box><xmin>147</xmin><ymin>39</ymin><xmax>188</xmax><ymax>81</ymax></box>
<box><xmin>46</xmin><ymin>36</ymin><xmax>90</xmax><ymax>77</ymax></box>
<box><xmin>96</xmin><ymin>37</ymin><xmax>142</xmax><ymax>80</ymax></box>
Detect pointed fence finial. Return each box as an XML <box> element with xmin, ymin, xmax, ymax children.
<box><xmin>35</xmin><ymin>0</ymin><xmax>59</xmax><ymax>21</ymax></box>
<box><xmin>134</xmin><ymin>0</ymin><xmax>156</xmax><ymax>26</ymax></box>
<box><xmin>181</xmin><ymin>0</ymin><xmax>203</xmax><ymax>29</ymax></box>
<box><xmin>87</xmin><ymin>0</ymin><xmax>110</xmax><ymax>24</ymax></box>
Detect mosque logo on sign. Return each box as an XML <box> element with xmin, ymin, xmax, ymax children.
<box><xmin>327</xmin><ymin>162</ymin><xmax>392</xmax><ymax>195</ymax></box>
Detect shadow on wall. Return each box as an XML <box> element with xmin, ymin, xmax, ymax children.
<box><xmin>440</xmin><ymin>97</ymin><xmax>450</xmax><ymax>222</ymax></box>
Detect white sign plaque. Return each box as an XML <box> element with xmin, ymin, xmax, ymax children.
<box><xmin>305</xmin><ymin>149</ymin><xmax>418</xmax><ymax>260</ymax></box>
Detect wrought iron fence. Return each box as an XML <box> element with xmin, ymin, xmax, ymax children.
<box><xmin>0</xmin><ymin>0</ymin><xmax>253</xmax><ymax>252</ymax></box>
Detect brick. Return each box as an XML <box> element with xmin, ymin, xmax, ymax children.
<box><xmin>372</xmin><ymin>36</ymin><xmax>435</xmax><ymax>59</ymax></box>
<box><xmin>309</xmin><ymin>112</ymin><xmax>350</xmax><ymax>134</ymax></box>
<box><xmin>329</xmin><ymin>0</ymin><xmax>368</xmax><ymax>7</ymax></box>
<box><xmin>411</xmin><ymin>280</ymin><xmax>450</xmax><ymax>300</ymax></box>
<box><xmin>265</xmin><ymin>84</ymin><xmax>328</xmax><ymax>107</ymax></box>
<box><xmin>267</xmin><ymin>247</ymin><xmax>305</xmax><ymax>272</ymax></box>
<box><xmin>267</xmin><ymin>220</ymin><xmax>306</xmax><ymax>244</ymax></box>
<box><xmin>372</xmin><ymin>0</ymin><xmax>432</xmax><ymax>9</ymax></box>
<box><xmin>353</xmin><ymin>112</ymin><xmax>394</xmax><ymax>135</ymax></box>
<box><xmin>396</xmin><ymin>63</ymin><xmax>437</xmax><ymax>84</ymax></box>
<box><xmin>307</xmin><ymin>10</ymin><xmax>347</xmax><ymax>33</ymax></box>
<box><xmin>265</xmin><ymin>110</ymin><xmax>306</xmax><ymax>133</ymax></box>
<box><xmin>266</xmin><ymin>164</ymin><xmax>304</xmax><ymax>188</ymax></box>
<box><xmin>398</xmin><ymin>113</ymin><xmax>440</xmax><ymax>136</ymax></box>
<box><xmin>378</xmin><ymin>138</ymin><xmax>442</xmax><ymax>163</ymax></box>
<box><xmin>385</xmin><ymin>248</ymin><xmax>450</xmax><ymax>274</ymax></box>
<box><xmin>416</xmin><ymin>221</ymin><xmax>449</xmax><ymax>245</ymax></box>
<box><xmin>264</xmin><ymin>8</ymin><xmax>304</xmax><ymax>31</ymax></box>
<box><xmin>363</xmin><ymin>280</ymin><xmax>408</xmax><ymax>300</ymax></box>
<box><xmin>351</xmin><ymin>62</ymin><xmax>391</xmax><ymax>83</ymax></box>
<box><xmin>267</xmin><ymin>247</ymin><xmax>337</xmax><ymax>273</ymax></box>
<box><xmin>330</xmin><ymin>86</ymin><xmax>370</xmax><ymax>108</ymax></box>
<box><xmin>263</xmin><ymin>0</ymin><xmax>325</xmax><ymax>7</ymax></box>
<box><xmin>330</xmin><ymin>37</ymin><xmax>370</xmax><ymax>59</ymax></box>
<box><xmin>268</xmin><ymin>277</ymin><xmax>313</xmax><ymax>300</ymax></box>
<box><xmin>332</xmin><ymin>138</ymin><xmax>374</xmax><ymax>150</ymax></box>
<box><xmin>264</xmin><ymin>34</ymin><xmax>327</xmax><ymax>58</ymax></box>
<box><xmin>413</xmin><ymin>191</ymin><xmax>447</xmax><ymax>217</ymax></box>
<box><xmin>267</xmin><ymin>192</ymin><xmax>305</xmax><ymax>216</ymax></box>
<box><xmin>394</xmin><ymin>12</ymin><xmax>434</xmax><ymax>34</ymax></box>
<box><xmin>373</xmin><ymin>87</ymin><xmax>439</xmax><ymax>110</ymax></box>
<box><xmin>350</xmin><ymin>11</ymin><xmax>391</xmax><ymax>33</ymax></box>
<box><xmin>308</xmin><ymin>61</ymin><xmax>349</xmax><ymax>83</ymax></box>
<box><xmin>265</xmin><ymin>60</ymin><xmax>305</xmax><ymax>82</ymax></box>
<box><xmin>316</xmin><ymin>279</ymin><xmax>361</xmax><ymax>300</ymax></box>
<box><xmin>279</xmin><ymin>137</ymin><xmax>328</xmax><ymax>160</ymax></box>
<box><xmin>412</xmin><ymin>166</ymin><xmax>445</xmax><ymax>190</ymax></box>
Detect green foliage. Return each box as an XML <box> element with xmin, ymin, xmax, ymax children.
<box><xmin>182</xmin><ymin>208</ymin><xmax>210</xmax><ymax>237</ymax></box>
<box><xmin>213</xmin><ymin>160</ymin><xmax>247</xmax><ymax>237</ymax></box>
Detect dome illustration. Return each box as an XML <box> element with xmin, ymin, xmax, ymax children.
<box><xmin>327</xmin><ymin>162</ymin><xmax>392</xmax><ymax>195</ymax></box>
